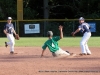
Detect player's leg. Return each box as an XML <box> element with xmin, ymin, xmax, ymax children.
<box><xmin>54</xmin><ymin>48</ymin><xmax>70</xmax><ymax>57</ymax></box>
<box><xmin>7</xmin><ymin>34</ymin><xmax>15</xmax><ymax>53</ymax></box>
<box><xmin>85</xmin><ymin>33</ymin><xmax>91</xmax><ymax>55</ymax></box>
<box><xmin>6</xmin><ymin>34</ymin><xmax>11</xmax><ymax>46</ymax></box>
<box><xmin>80</xmin><ymin>32</ymin><xmax>91</xmax><ymax>55</ymax></box>
<box><xmin>85</xmin><ymin>43</ymin><xmax>91</xmax><ymax>55</ymax></box>
<box><xmin>80</xmin><ymin>33</ymin><xmax>88</xmax><ymax>54</ymax></box>
<box><xmin>10</xmin><ymin>35</ymin><xmax>15</xmax><ymax>53</ymax></box>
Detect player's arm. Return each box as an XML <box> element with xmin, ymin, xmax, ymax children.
<box><xmin>72</xmin><ymin>28</ymin><xmax>81</xmax><ymax>36</ymax></box>
<box><xmin>59</xmin><ymin>25</ymin><xmax>63</xmax><ymax>39</ymax></box>
<box><xmin>41</xmin><ymin>50</ymin><xmax>45</xmax><ymax>57</ymax></box>
<box><xmin>3</xmin><ymin>26</ymin><xmax>7</xmax><ymax>35</ymax></box>
<box><xmin>13</xmin><ymin>29</ymin><xmax>17</xmax><ymax>35</ymax></box>
<box><xmin>12</xmin><ymin>25</ymin><xmax>17</xmax><ymax>35</ymax></box>
<box><xmin>3</xmin><ymin>29</ymin><xmax>7</xmax><ymax>35</ymax></box>
<box><xmin>41</xmin><ymin>43</ymin><xmax>47</xmax><ymax>57</ymax></box>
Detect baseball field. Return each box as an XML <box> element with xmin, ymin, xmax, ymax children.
<box><xmin>0</xmin><ymin>37</ymin><xmax>100</xmax><ymax>75</ymax></box>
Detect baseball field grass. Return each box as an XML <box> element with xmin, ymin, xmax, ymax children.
<box><xmin>0</xmin><ymin>37</ymin><xmax>100</xmax><ymax>75</ymax></box>
<box><xmin>0</xmin><ymin>37</ymin><xmax>100</xmax><ymax>47</ymax></box>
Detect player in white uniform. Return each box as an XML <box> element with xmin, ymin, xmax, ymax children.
<box><xmin>3</xmin><ymin>17</ymin><xmax>17</xmax><ymax>54</ymax></box>
<box><xmin>72</xmin><ymin>17</ymin><xmax>91</xmax><ymax>55</ymax></box>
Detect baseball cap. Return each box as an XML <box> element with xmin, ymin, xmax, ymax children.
<box><xmin>47</xmin><ymin>31</ymin><xmax>53</xmax><ymax>37</ymax></box>
<box><xmin>7</xmin><ymin>17</ymin><xmax>12</xmax><ymax>20</ymax></box>
<box><xmin>79</xmin><ymin>17</ymin><xmax>85</xmax><ymax>20</ymax></box>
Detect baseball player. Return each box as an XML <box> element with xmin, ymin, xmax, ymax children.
<box><xmin>72</xmin><ymin>17</ymin><xmax>91</xmax><ymax>55</ymax></box>
<box><xmin>41</xmin><ymin>25</ymin><xmax>75</xmax><ymax>57</ymax></box>
<box><xmin>3</xmin><ymin>17</ymin><xmax>17</xmax><ymax>54</ymax></box>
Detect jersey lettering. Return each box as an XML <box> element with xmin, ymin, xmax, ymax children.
<box><xmin>4</xmin><ymin>23</ymin><xmax>14</xmax><ymax>34</ymax></box>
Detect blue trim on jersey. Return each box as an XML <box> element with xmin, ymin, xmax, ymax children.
<box><xmin>83</xmin><ymin>25</ymin><xmax>90</xmax><ymax>33</ymax></box>
<box><xmin>79</xmin><ymin>22</ymin><xmax>91</xmax><ymax>34</ymax></box>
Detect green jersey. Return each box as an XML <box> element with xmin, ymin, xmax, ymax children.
<box><xmin>42</xmin><ymin>36</ymin><xmax>60</xmax><ymax>52</ymax></box>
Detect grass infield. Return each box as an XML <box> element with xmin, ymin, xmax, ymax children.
<box><xmin>0</xmin><ymin>37</ymin><xmax>100</xmax><ymax>47</ymax></box>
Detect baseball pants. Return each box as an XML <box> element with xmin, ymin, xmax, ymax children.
<box><xmin>80</xmin><ymin>32</ymin><xmax>91</xmax><ymax>54</ymax></box>
<box><xmin>54</xmin><ymin>48</ymin><xmax>70</xmax><ymax>57</ymax></box>
<box><xmin>7</xmin><ymin>34</ymin><xmax>15</xmax><ymax>52</ymax></box>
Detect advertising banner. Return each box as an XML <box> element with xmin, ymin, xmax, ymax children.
<box><xmin>24</xmin><ymin>24</ymin><xmax>40</xmax><ymax>34</ymax></box>
<box><xmin>88</xmin><ymin>23</ymin><xmax>96</xmax><ymax>32</ymax></box>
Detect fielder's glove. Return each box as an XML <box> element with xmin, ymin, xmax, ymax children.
<box><xmin>15</xmin><ymin>34</ymin><xmax>20</xmax><ymax>40</ymax></box>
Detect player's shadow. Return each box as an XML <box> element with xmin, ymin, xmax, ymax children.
<box><xmin>0</xmin><ymin>55</ymin><xmax>52</xmax><ymax>62</ymax></box>
<box><xmin>59</xmin><ymin>57</ymin><xmax>100</xmax><ymax>61</ymax></box>
<box><xmin>0</xmin><ymin>54</ymin><xmax>99</xmax><ymax>62</ymax></box>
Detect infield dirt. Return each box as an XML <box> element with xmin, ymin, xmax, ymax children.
<box><xmin>0</xmin><ymin>47</ymin><xmax>100</xmax><ymax>75</ymax></box>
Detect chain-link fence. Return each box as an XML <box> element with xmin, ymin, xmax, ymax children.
<box><xmin>0</xmin><ymin>19</ymin><xmax>100</xmax><ymax>37</ymax></box>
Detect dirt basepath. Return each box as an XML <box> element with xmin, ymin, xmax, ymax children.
<box><xmin>0</xmin><ymin>47</ymin><xmax>100</xmax><ymax>75</ymax></box>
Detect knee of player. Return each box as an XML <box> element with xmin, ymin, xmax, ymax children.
<box><xmin>11</xmin><ymin>42</ymin><xmax>15</xmax><ymax>45</ymax></box>
<box><xmin>80</xmin><ymin>42</ymin><xmax>85</xmax><ymax>45</ymax></box>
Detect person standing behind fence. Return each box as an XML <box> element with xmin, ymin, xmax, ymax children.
<box><xmin>3</xmin><ymin>17</ymin><xmax>17</xmax><ymax>54</ymax></box>
<box><xmin>72</xmin><ymin>17</ymin><xmax>91</xmax><ymax>55</ymax></box>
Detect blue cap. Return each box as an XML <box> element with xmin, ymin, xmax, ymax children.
<box><xmin>79</xmin><ymin>17</ymin><xmax>85</xmax><ymax>20</ymax></box>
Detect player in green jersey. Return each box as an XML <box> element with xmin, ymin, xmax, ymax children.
<box><xmin>41</xmin><ymin>25</ymin><xmax>75</xmax><ymax>57</ymax></box>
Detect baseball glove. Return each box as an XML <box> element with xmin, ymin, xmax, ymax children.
<box><xmin>71</xmin><ymin>32</ymin><xmax>75</xmax><ymax>37</ymax></box>
<box><xmin>15</xmin><ymin>34</ymin><xmax>20</xmax><ymax>40</ymax></box>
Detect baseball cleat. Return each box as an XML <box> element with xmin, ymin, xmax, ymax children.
<box><xmin>10</xmin><ymin>51</ymin><xmax>17</xmax><ymax>54</ymax></box>
<box><xmin>66</xmin><ymin>50</ymin><xmax>70</xmax><ymax>53</ymax></box>
<box><xmin>10</xmin><ymin>51</ymin><xmax>14</xmax><ymax>54</ymax></box>
<box><xmin>79</xmin><ymin>53</ymin><xmax>87</xmax><ymax>56</ymax></box>
<box><xmin>5</xmin><ymin>42</ymin><xmax>8</xmax><ymax>48</ymax></box>
<box><xmin>87</xmin><ymin>53</ymin><xmax>91</xmax><ymax>55</ymax></box>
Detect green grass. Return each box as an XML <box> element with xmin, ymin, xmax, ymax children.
<box><xmin>59</xmin><ymin>37</ymin><xmax>100</xmax><ymax>47</ymax></box>
<box><xmin>0</xmin><ymin>37</ymin><xmax>100</xmax><ymax>47</ymax></box>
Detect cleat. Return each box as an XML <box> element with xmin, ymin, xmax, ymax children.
<box><xmin>10</xmin><ymin>51</ymin><xmax>17</xmax><ymax>54</ymax></box>
<box><xmin>87</xmin><ymin>53</ymin><xmax>91</xmax><ymax>55</ymax></box>
<box><xmin>5</xmin><ymin>42</ymin><xmax>8</xmax><ymax>48</ymax></box>
<box><xmin>66</xmin><ymin>50</ymin><xmax>70</xmax><ymax>53</ymax></box>
<box><xmin>10</xmin><ymin>51</ymin><xmax>14</xmax><ymax>54</ymax></box>
<box><xmin>79</xmin><ymin>53</ymin><xmax>87</xmax><ymax>56</ymax></box>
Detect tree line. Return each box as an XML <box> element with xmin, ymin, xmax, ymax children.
<box><xmin>0</xmin><ymin>0</ymin><xmax>100</xmax><ymax>20</ymax></box>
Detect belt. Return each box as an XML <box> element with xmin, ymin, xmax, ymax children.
<box><xmin>7</xmin><ymin>33</ymin><xmax>13</xmax><ymax>34</ymax></box>
<box><xmin>83</xmin><ymin>31</ymin><xmax>90</xmax><ymax>34</ymax></box>
<box><xmin>85</xmin><ymin>31</ymin><xmax>90</xmax><ymax>33</ymax></box>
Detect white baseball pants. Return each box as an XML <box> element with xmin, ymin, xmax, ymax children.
<box><xmin>80</xmin><ymin>32</ymin><xmax>91</xmax><ymax>54</ymax></box>
<box><xmin>7</xmin><ymin>34</ymin><xmax>15</xmax><ymax>52</ymax></box>
<box><xmin>55</xmin><ymin>48</ymin><xmax>70</xmax><ymax>57</ymax></box>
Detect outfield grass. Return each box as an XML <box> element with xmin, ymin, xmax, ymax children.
<box><xmin>0</xmin><ymin>37</ymin><xmax>100</xmax><ymax>47</ymax></box>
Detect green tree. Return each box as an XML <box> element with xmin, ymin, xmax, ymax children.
<box><xmin>0</xmin><ymin>0</ymin><xmax>17</xmax><ymax>20</ymax></box>
<box><xmin>0</xmin><ymin>0</ymin><xmax>100</xmax><ymax>19</ymax></box>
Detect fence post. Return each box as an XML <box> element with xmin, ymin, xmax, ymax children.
<box><xmin>17</xmin><ymin>20</ymin><xmax>19</xmax><ymax>35</ymax></box>
<box><xmin>43</xmin><ymin>0</ymin><xmax>49</xmax><ymax>37</ymax></box>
